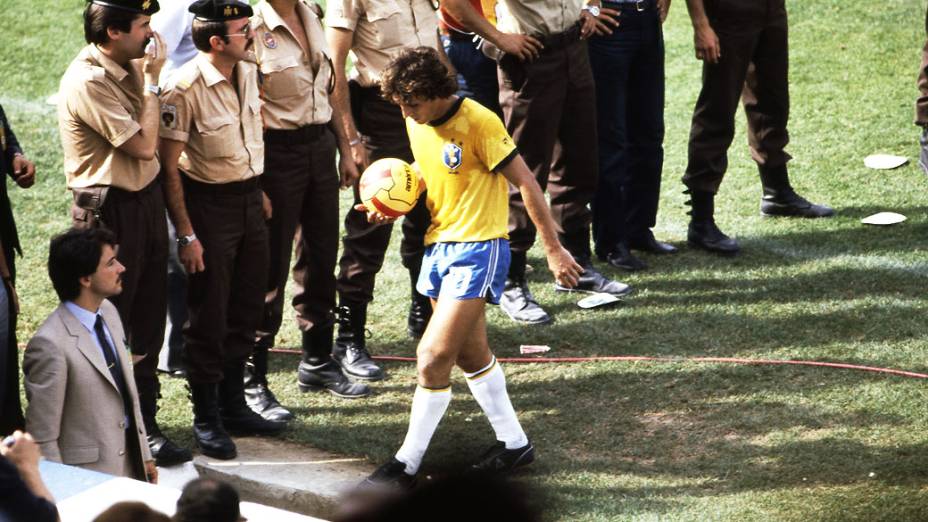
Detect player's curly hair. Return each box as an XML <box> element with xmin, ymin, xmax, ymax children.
<box><xmin>381</xmin><ymin>47</ymin><xmax>458</xmax><ymax>104</ymax></box>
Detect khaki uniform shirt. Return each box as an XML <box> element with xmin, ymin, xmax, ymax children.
<box><xmin>496</xmin><ymin>0</ymin><xmax>583</xmax><ymax>36</ymax></box>
<box><xmin>253</xmin><ymin>1</ymin><xmax>334</xmax><ymax>129</ymax></box>
<box><xmin>326</xmin><ymin>0</ymin><xmax>440</xmax><ymax>87</ymax></box>
<box><xmin>159</xmin><ymin>55</ymin><xmax>264</xmax><ymax>184</ymax></box>
<box><xmin>58</xmin><ymin>45</ymin><xmax>160</xmax><ymax>191</ymax></box>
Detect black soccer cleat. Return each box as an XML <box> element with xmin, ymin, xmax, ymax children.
<box><xmin>359</xmin><ymin>458</ymin><xmax>417</xmax><ymax>491</ymax></box>
<box><xmin>472</xmin><ymin>440</ymin><xmax>535</xmax><ymax>474</ymax></box>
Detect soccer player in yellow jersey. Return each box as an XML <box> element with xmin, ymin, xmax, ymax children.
<box><xmin>358</xmin><ymin>47</ymin><xmax>582</xmax><ymax>489</ymax></box>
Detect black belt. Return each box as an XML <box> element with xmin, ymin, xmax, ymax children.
<box><xmin>604</xmin><ymin>0</ymin><xmax>656</xmax><ymax>11</ymax></box>
<box><xmin>539</xmin><ymin>23</ymin><xmax>582</xmax><ymax>52</ymax></box>
<box><xmin>181</xmin><ymin>173</ymin><xmax>260</xmax><ymax>195</ymax></box>
<box><xmin>106</xmin><ymin>175</ymin><xmax>161</xmax><ymax>200</ymax></box>
<box><xmin>264</xmin><ymin>125</ymin><xmax>327</xmax><ymax>145</ymax></box>
<box><xmin>448</xmin><ymin>30</ymin><xmax>475</xmax><ymax>42</ymax></box>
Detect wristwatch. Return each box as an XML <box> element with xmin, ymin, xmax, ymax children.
<box><xmin>582</xmin><ymin>4</ymin><xmax>601</xmax><ymax>16</ymax></box>
<box><xmin>145</xmin><ymin>84</ymin><xmax>162</xmax><ymax>96</ymax></box>
<box><xmin>177</xmin><ymin>233</ymin><xmax>197</xmax><ymax>246</ymax></box>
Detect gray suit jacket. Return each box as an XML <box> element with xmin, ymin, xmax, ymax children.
<box><xmin>23</xmin><ymin>300</ymin><xmax>152</xmax><ymax>479</ymax></box>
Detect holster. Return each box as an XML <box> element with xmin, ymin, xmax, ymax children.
<box><xmin>70</xmin><ymin>186</ymin><xmax>109</xmax><ymax>229</ymax></box>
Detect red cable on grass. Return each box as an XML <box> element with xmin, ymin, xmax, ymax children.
<box><xmin>268</xmin><ymin>349</ymin><xmax>927</xmax><ymax>379</ymax></box>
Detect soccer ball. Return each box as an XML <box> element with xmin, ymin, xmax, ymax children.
<box><xmin>359</xmin><ymin>158</ymin><xmax>420</xmax><ymax>218</ymax></box>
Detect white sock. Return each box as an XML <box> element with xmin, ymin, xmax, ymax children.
<box><xmin>465</xmin><ymin>357</ymin><xmax>529</xmax><ymax>449</ymax></box>
<box><xmin>394</xmin><ymin>385</ymin><xmax>452</xmax><ymax>475</ymax></box>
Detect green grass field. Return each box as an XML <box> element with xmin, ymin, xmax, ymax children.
<box><xmin>2</xmin><ymin>0</ymin><xmax>927</xmax><ymax>520</ymax></box>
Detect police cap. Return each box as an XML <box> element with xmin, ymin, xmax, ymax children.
<box><xmin>188</xmin><ymin>0</ymin><xmax>253</xmax><ymax>22</ymax></box>
<box><xmin>88</xmin><ymin>0</ymin><xmax>160</xmax><ymax>16</ymax></box>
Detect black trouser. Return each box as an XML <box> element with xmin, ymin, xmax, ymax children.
<box><xmin>589</xmin><ymin>0</ymin><xmax>665</xmax><ymax>254</ymax></box>
<box><xmin>335</xmin><ymin>82</ymin><xmax>430</xmax><ymax>307</ymax></box>
<box><xmin>72</xmin><ymin>179</ymin><xmax>168</xmax><ymax>414</ymax></box>
<box><xmin>258</xmin><ymin>125</ymin><xmax>339</xmax><ymax>354</ymax></box>
<box><xmin>182</xmin><ymin>177</ymin><xmax>269</xmax><ymax>384</ymax></box>
<box><xmin>917</xmin><ymin>2</ymin><xmax>928</xmax><ymax>126</ymax></box>
<box><xmin>445</xmin><ymin>32</ymin><xmax>503</xmax><ymax>118</ymax></box>
<box><xmin>498</xmin><ymin>30</ymin><xmax>598</xmax><ymax>261</ymax></box>
<box><xmin>683</xmin><ymin>0</ymin><xmax>791</xmax><ymax>193</ymax></box>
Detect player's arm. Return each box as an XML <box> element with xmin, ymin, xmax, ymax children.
<box><xmin>685</xmin><ymin>0</ymin><xmax>720</xmax><ymax>63</ymax></box>
<box><xmin>499</xmin><ymin>156</ymin><xmax>581</xmax><ymax>288</ymax></box>
<box><xmin>119</xmin><ymin>33</ymin><xmax>168</xmax><ymax>160</ymax></box>
<box><xmin>159</xmin><ymin>138</ymin><xmax>204</xmax><ymax>273</ymax></box>
<box><xmin>326</xmin><ymin>27</ymin><xmax>369</xmax><ymax>172</ymax></box>
<box><xmin>442</xmin><ymin>0</ymin><xmax>543</xmax><ymax>61</ymax></box>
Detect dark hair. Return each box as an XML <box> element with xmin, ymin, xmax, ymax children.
<box><xmin>173</xmin><ymin>478</ymin><xmax>241</xmax><ymax>522</ymax></box>
<box><xmin>94</xmin><ymin>501</ymin><xmax>170</xmax><ymax>522</ymax></box>
<box><xmin>83</xmin><ymin>3</ymin><xmax>139</xmax><ymax>44</ymax></box>
<box><xmin>380</xmin><ymin>47</ymin><xmax>457</xmax><ymax>105</ymax></box>
<box><xmin>191</xmin><ymin>19</ymin><xmax>229</xmax><ymax>52</ymax></box>
<box><xmin>48</xmin><ymin>227</ymin><xmax>117</xmax><ymax>302</ymax></box>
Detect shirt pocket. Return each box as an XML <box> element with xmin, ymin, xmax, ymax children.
<box><xmin>261</xmin><ymin>55</ymin><xmax>311</xmax><ymax>99</ymax></box>
<box><xmin>198</xmin><ymin>113</ymin><xmax>240</xmax><ymax>158</ymax></box>
<box><xmin>365</xmin><ymin>2</ymin><xmax>404</xmax><ymax>49</ymax></box>
<box><xmin>60</xmin><ymin>445</ymin><xmax>100</xmax><ymax>465</ymax></box>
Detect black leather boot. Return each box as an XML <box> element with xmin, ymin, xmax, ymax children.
<box><xmin>244</xmin><ymin>345</ymin><xmax>294</xmax><ymax>422</ymax></box>
<box><xmin>139</xmin><ymin>385</ymin><xmax>191</xmax><ymax>467</ymax></box>
<box><xmin>685</xmin><ymin>189</ymin><xmax>740</xmax><ymax>255</ymax></box>
<box><xmin>189</xmin><ymin>382</ymin><xmax>236</xmax><ymax>460</ymax></box>
<box><xmin>332</xmin><ymin>304</ymin><xmax>384</xmax><ymax>381</ymax></box>
<box><xmin>220</xmin><ymin>361</ymin><xmax>287</xmax><ymax>436</ymax></box>
<box><xmin>407</xmin><ymin>265</ymin><xmax>432</xmax><ymax>338</ymax></box>
<box><xmin>300</xmin><ymin>322</ymin><xmax>372</xmax><ymax>397</ymax></box>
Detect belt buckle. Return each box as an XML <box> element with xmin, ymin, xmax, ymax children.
<box><xmin>636</xmin><ymin>0</ymin><xmax>645</xmax><ymax>11</ymax></box>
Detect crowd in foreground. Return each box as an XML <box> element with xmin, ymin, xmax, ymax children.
<box><xmin>1</xmin><ymin>0</ymin><xmax>927</xmax><ymax>518</ymax></box>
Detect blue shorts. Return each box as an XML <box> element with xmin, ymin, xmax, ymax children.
<box><xmin>416</xmin><ymin>238</ymin><xmax>511</xmax><ymax>304</ymax></box>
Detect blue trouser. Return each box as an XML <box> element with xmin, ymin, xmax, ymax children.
<box><xmin>444</xmin><ymin>33</ymin><xmax>502</xmax><ymax>118</ymax></box>
<box><xmin>588</xmin><ymin>1</ymin><xmax>665</xmax><ymax>254</ymax></box>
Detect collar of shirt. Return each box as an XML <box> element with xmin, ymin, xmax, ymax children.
<box><xmin>195</xmin><ymin>54</ymin><xmax>228</xmax><ymax>87</ymax></box>
<box><xmin>87</xmin><ymin>44</ymin><xmax>131</xmax><ymax>82</ymax></box>
<box><xmin>64</xmin><ymin>301</ymin><xmax>117</xmax><ymax>356</ymax></box>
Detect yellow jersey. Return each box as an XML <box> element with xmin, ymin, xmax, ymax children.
<box><xmin>406</xmin><ymin>98</ymin><xmax>518</xmax><ymax>245</ymax></box>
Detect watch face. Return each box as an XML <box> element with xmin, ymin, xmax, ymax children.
<box><xmin>590</xmin><ymin>5</ymin><xmax>600</xmax><ymax>16</ymax></box>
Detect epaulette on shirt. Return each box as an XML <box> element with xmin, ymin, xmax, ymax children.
<box><xmin>171</xmin><ymin>65</ymin><xmax>201</xmax><ymax>92</ymax></box>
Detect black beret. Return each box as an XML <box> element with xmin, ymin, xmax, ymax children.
<box><xmin>88</xmin><ymin>0</ymin><xmax>160</xmax><ymax>16</ymax></box>
<box><xmin>188</xmin><ymin>0</ymin><xmax>253</xmax><ymax>22</ymax></box>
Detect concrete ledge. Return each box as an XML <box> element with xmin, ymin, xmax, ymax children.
<box><xmin>193</xmin><ymin>437</ymin><xmax>373</xmax><ymax>520</ymax></box>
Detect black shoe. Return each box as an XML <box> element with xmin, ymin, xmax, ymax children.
<box><xmin>359</xmin><ymin>458</ymin><xmax>417</xmax><ymax>491</ymax></box>
<box><xmin>298</xmin><ymin>360</ymin><xmax>372</xmax><ymax>398</ymax></box>
<box><xmin>919</xmin><ymin>127</ymin><xmax>928</xmax><ymax>176</ymax></box>
<box><xmin>244</xmin><ymin>383</ymin><xmax>294</xmax><ymax>423</ymax></box>
<box><xmin>189</xmin><ymin>382</ymin><xmax>236</xmax><ymax>460</ymax></box>
<box><xmin>629</xmin><ymin>231</ymin><xmax>678</xmax><ymax>254</ymax></box>
<box><xmin>761</xmin><ymin>187</ymin><xmax>834</xmax><ymax>218</ymax></box>
<box><xmin>334</xmin><ymin>305</ymin><xmax>385</xmax><ymax>381</ymax></box>
<box><xmin>407</xmin><ymin>293</ymin><xmax>432</xmax><ymax>339</ymax></box>
<box><xmin>556</xmin><ymin>260</ymin><xmax>632</xmax><ymax>296</ymax></box>
<box><xmin>599</xmin><ymin>244</ymin><xmax>647</xmax><ymax>271</ymax></box>
<box><xmin>472</xmin><ymin>441</ymin><xmax>535</xmax><ymax>474</ymax></box>
<box><xmin>687</xmin><ymin>220</ymin><xmax>740</xmax><ymax>255</ymax></box>
<box><xmin>220</xmin><ymin>361</ymin><xmax>287</xmax><ymax>436</ymax></box>
<box><xmin>500</xmin><ymin>278</ymin><xmax>551</xmax><ymax>325</ymax></box>
<box><xmin>147</xmin><ymin>426</ymin><xmax>192</xmax><ymax>467</ymax></box>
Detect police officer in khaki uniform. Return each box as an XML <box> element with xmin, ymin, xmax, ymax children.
<box><xmin>58</xmin><ymin>0</ymin><xmax>191</xmax><ymax>467</ymax></box>
<box><xmin>247</xmin><ymin>0</ymin><xmax>370</xmax><ymax>421</ymax></box>
<box><xmin>159</xmin><ymin>0</ymin><xmax>285</xmax><ymax>460</ymax></box>
<box><xmin>324</xmin><ymin>0</ymin><xmax>445</xmax><ymax>380</ymax></box>
<box><xmin>682</xmin><ymin>0</ymin><xmax>832</xmax><ymax>255</ymax></box>
<box><xmin>444</xmin><ymin>0</ymin><xmax>631</xmax><ymax>325</ymax></box>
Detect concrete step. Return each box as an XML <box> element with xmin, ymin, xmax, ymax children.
<box><xmin>191</xmin><ymin>436</ymin><xmax>374</xmax><ymax>520</ymax></box>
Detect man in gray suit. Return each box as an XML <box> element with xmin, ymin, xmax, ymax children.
<box><xmin>23</xmin><ymin>228</ymin><xmax>156</xmax><ymax>482</ymax></box>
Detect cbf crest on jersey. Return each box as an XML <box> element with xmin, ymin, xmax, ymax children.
<box><xmin>442</xmin><ymin>142</ymin><xmax>463</xmax><ymax>172</ymax></box>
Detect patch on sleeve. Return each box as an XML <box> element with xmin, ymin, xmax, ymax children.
<box><xmin>161</xmin><ymin>104</ymin><xmax>177</xmax><ymax>130</ymax></box>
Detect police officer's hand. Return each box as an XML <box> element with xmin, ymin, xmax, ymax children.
<box><xmin>11</xmin><ymin>154</ymin><xmax>35</xmax><ymax>188</ymax></box>
<box><xmin>180</xmin><ymin>240</ymin><xmax>205</xmax><ymax>274</ymax></box>
<box><xmin>693</xmin><ymin>22</ymin><xmax>721</xmax><ymax>63</ymax></box>
<box><xmin>354</xmin><ymin>203</ymin><xmax>397</xmax><ymax>226</ymax></box>
<box><xmin>351</xmin><ymin>139</ymin><xmax>370</xmax><ymax>173</ymax></box>
<box><xmin>658</xmin><ymin>0</ymin><xmax>671</xmax><ymax>23</ymax></box>
<box><xmin>261</xmin><ymin>191</ymin><xmax>273</xmax><ymax>220</ymax></box>
<box><xmin>496</xmin><ymin>33</ymin><xmax>543</xmax><ymax>62</ymax></box>
<box><xmin>142</xmin><ymin>32</ymin><xmax>168</xmax><ymax>78</ymax></box>
<box><xmin>545</xmin><ymin>245</ymin><xmax>582</xmax><ymax>289</ymax></box>
<box><xmin>580</xmin><ymin>6</ymin><xmax>620</xmax><ymax>39</ymax></box>
<box><xmin>339</xmin><ymin>153</ymin><xmax>360</xmax><ymax>189</ymax></box>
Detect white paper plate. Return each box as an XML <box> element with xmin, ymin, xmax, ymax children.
<box><xmin>861</xmin><ymin>212</ymin><xmax>907</xmax><ymax>225</ymax></box>
<box><xmin>863</xmin><ymin>154</ymin><xmax>908</xmax><ymax>170</ymax></box>
<box><xmin>577</xmin><ymin>292</ymin><xmax>620</xmax><ymax>309</ymax></box>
